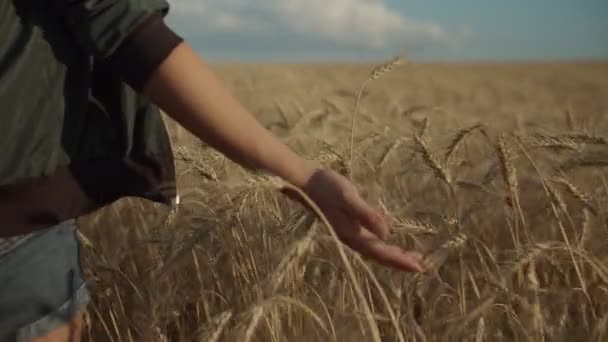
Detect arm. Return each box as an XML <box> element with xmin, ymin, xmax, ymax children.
<box><xmin>52</xmin><ymin>1</ymin><xmax>315</xmax><ymax>186</ymax></box>
<box><xmin>139</xmin><ymin>46</ymin><xmax>425</xmax><ymax>272</ymax></box>
<box><xmin>141</xmin><ymin>43</ymin><xmax>319</xmax><ymax>188</ymax></box>
<box><xmin>54</xmin><ymin>0</ymin><xmax>424</xmax><ymax>272</ymax></box>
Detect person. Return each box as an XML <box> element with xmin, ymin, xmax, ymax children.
<box><xmin>0</xmin><ymin>1</ymin><xmax>426</xmax><ymax>340</ymax></box>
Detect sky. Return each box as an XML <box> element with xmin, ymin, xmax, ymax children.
<box><xmin>165</xmin><ymin>0</ymin><xmax>608</xmax><ymax>62</ymax></box>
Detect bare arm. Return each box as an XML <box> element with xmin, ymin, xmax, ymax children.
<box><xmin>142</xmin><ymin>42</ymin><xmax>317</xmax><ymax>188</ymax></box>
<box><xmin>56</xmin><ymin>2</ymin><xmax>424</xmax><ymax>273</ymax></box>
<box><xmin>138</xmin><ymin>41</ymin><xmax>424</xmax><ymax>273</ymax></box>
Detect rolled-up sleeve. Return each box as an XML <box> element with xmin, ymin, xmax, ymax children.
<box><xmin>54</xmin><ymin>0</ymin><xmax>170</xmax><ymax>59</ymax></box>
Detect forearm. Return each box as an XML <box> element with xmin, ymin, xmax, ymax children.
<box><xmin>142</xmin><ymin>42</ymin><xmax>317</xmax><ymax>187</ymax></box>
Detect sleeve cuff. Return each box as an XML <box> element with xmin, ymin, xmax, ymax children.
<box><xmin>105</xmin><ymin>14</ymin><xmax>184</xmax><ymax>92</ymax></box>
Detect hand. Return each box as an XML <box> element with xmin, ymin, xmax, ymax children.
<box><xmin>284</xmin><ymin>167</ymin><xmax>426</xmax><ymax>273</ymax></box>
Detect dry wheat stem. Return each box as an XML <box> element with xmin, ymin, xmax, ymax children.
<box><xmin>348</xmin><ymin>55</ymin><xmax>405</xmax><ymax>179</ymax></box>
<box><xmin>421</xmin><ymin>233</ymin><xmax>468</xmax><ymax>275</ymax></box>
<box><xmin>527</xmin><ymin>262</ymin><xmax>545</xmax><ymax>341</ymax></box>
<box><xmin>274</xmin><ymin>179</ymin><xmax>382</xmax><ymax>342</ymax></box>
<box><xmin>420</xmin><ymin>116</ymin><xmax>432</xmax><ymax>140</ymax></box>
<box><xmin>243</xmin><ymin>305</ymin><xmax>265</xmax><ymax>342</ymax></box>
<box><xmin>239</xmin><ymin>295</ymin><xmax>329</xmax><ymax>342</ymax></box>
<box><xmin>515</xmin><ymin>138</ymin><xmax>593</xmax><ymax>311</ymax></box>
<box><xmin>189</xmin><ymin>310</ymin><xmax>232</xmax><ymax>342</ymax></box>
<box><xmin>553</xmin><ymin>176</ymin><xmax>597</xmax><ymax>215</ymax></box>
<box><xmin>445</xmin><ymin>123</ymin><xmax>482</xmax><ymax>163</ymax></box>
<box><xmin>561</xmin><ymin>132</ymin><xmax>608</xmax><ymax>146</ymax></box>
<box><xmin>348</xmin><ymin>79</ymin><xmax>370</xmax><ymax>179</ymax></box>
<box><xmin>497</xmin><ymin>134</ymin><xmax>527</xmax><ymax>251</ymax></box>
<box><xmin>351</xmin><ymin>253</ymin><xmax>406</xmax><ymax>342</ymax></box>
<box><xmin>207</xmin><ymin>311</ymin><xmax>233</xmax><ymax>342</ymax></box>
<box><xmin>579</xmin><ymin>208</ymin><xmax>591</xmax><ymax>247</ymax></box>
<box><xmin>269</xmin><ymin>221</ymin><xmax>319</xmax><ymax>292</ymax></box>
<box><xmin>528</xmin><ymin>132</ymin><xmax>582</xmax><ymax>152</ymax></box>
<box><xmin>441</xmin><ymin>242</ymin><xmax>554</xmax><ymax>338</ymax></box>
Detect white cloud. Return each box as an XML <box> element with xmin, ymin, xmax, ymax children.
<box><xmin>167</xmin><ymin>0</ymin><xmax>453</xmax><ymax>49</ymax></box>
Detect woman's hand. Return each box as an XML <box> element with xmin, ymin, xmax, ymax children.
<box><xmin>287</xmin><ymin>167</ymin><xmax>426</xmax><ymax>273</ymax></box>
<box><xmin>141</xmin><ymin>43</ymin><xmax>425</xmax><ymax>273</ymax></box>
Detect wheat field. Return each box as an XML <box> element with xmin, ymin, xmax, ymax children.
<box><xmin>78</xmin><ymin>61</ymin><xmax>608</xmax><ymax>341</ymax></box>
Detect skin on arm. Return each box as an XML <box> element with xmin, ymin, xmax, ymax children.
<box><xmin>142</xmin><ymin>42</ymin><xmax>426</xmax><ymax>273</ymax></box>
<box><xmin>142</xmin><ymin>43</ymin><xmax>318</xmax><ymax>189</ymax></box>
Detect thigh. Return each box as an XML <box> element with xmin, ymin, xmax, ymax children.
<box><xmin>0</xmin><ymin>220</ymin><xmax>91</xmax><ymax>342</ymax></box>
<box><xmin>30</xmin><ymin>312</ymin><xmax>84</xmax><ymax>342</ymax></box>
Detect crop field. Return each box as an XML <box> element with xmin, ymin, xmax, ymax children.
<box><xmin>79</xmin><ymin>61</ymin><xmax>608</xmax><ymax>341</ymax></box>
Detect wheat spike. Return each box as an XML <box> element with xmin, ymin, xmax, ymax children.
<box><xmin>349</xmin><ymin>54</ymin><xmax>406</xmax><ymax>178</ymax></box>
<box><xmin>445</xmin><ymin>123</ymin><xmax>482</xmax><ymax>163</ymax></box>
<box><xmin>561</xmin><ymin>132</ymin><xmax>608</xmax><ymax>146</ymax></box>
<box><xmin>418</xmin><ymin>116</ymin><xmax>431</xmax><ymax>140</ymax></box>
<box><xmin>270</xmin><ymin>222</ymin><xmax>319</xmax><ymax>292</ymax></box>
<box><xmin>527</xmin><ymin>261</ymin><xmax>545</xmax><ymax>340</ymax></box>
<box><xmin>497</xmin><ymin>134</ymin><xmax>519</xmax><ymax>199</ymax></box>
<box><xmin>553</xmin><ymin>176</ymin><xmax>597</xmax><ymax>215</ymax></box>
<box><xmin>368</xmin><ymin>55</ymin><xmax>406</xmax><ymax>81</ymax></box>
<box><xmin>528</xmin><ymin>132</ymin><xmax>581</xmax><ymax>152</ymax></box>
<box><xmin>174</xmin><ymin>145</ymin><xmax>220</xmax><ymax>182</ymax></box>
<box><xmin>394</xmin><ymin>218</ymin><xmax>438</xmax><ymax>235</ymax></box>
<box><xmin>421</xmin><ymin>233</ymin><xmax>468</xmax><ymax>272</ymax></box>
<box><xmin>378</xmin><ymin>137</ymin><xmax>407</xmax><ymax>168</ymax></box>
<box><xmin>414</xmin><ymin>135</ymin><xmax>451</xmax><ymax>184</ymax></box>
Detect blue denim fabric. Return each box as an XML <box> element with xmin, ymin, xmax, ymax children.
<box><xmin>0</xmin><ymin>220</ymin><xmax>90</xmax><ymax>341</ymax></box>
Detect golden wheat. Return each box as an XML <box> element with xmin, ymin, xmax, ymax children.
<box><xmin>80</xmin><ymin>62</ymin><xmax>608</xmax><ymax>342</ymax></box>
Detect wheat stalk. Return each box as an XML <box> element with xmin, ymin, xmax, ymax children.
<box><xmin>497</xmin><ymin>134</ymin><xmax>527</xmax><ymax>250</ymax></box>
<box><xmin>274</xmin><ymin>178</ymin><xmax>383</xmax><ymax>341</ymax></box>
<box><xmin>239</xmin><ymin>295</ymin><xmax>329</xmax><ymax>342</ymax></box>
<box><xmin>193</xmin><ymin>310</ymin><xmax>233</xmax><ymax>342</ymax></box>
<box><xmin>393</xmin><ymin>218</ymin><xmax>438</xmax><ymax>235</ymax></box>
<box><xmin>174</xmin><ymin>145</ymin><xmax>220</xmax><ymax>182</ymax></box>
<box><xmin>497</xmin><ymin>134</ymin><xmax>519</xmax><ymax>206</ymax></box>
<box><xmin>348</xmin><ymin>55</ymin><xmax>406</xmax><ymax>179</ymax></box>
<box><xmin>351</xmin><ymin>253</ymin><xmax>406</xmax><ymax>342</ymax></box>
<box><xmin>421</xmin><ymin>233</ymin><xmax>468</xmax><ymax>273</ymax></box>
<box><xmin>561</xmin><ymin>132</ymin><xmax>608</xmax><ymax>146</ymax></box>
<box><xmin>528</xmin><ymin>132</ymin><xmax>582</xmax><ymax>152</ymax></box>
<box><xmin>418</xmin><ymin>116</ymin><xmax>431</xmax><ymax>140</ymax></box>
<box><xmin>445</xmin><ymin>124</ymin><xmax>482</xmax><ymax>163</ymax></box>
<box><xmin>441</xmin><ymin>242</ymin><xmax>555</xmax><ymax>338</ymax></box>
<box><xmin>378</xmin><ymin>137</ymin><xmax>408</xmax><ymax>168</ymax></box>
<box><xmin>270</xmin><ymin>221</ymin><xmax>319</xmax><ymax>292</ymax></box>
<box><xmin>553</xmin><ymin>176</ymin><xmax>597</xmax><ymax>215</ymax></box>
<box><xmin>515</xmin><ymin>139</ymin><xmax>594</xmax><ymax>312</ymax></box>
<box><xmin>242</xmin><ymin>305</ymin><xmax>265</xmax><ymax>342</ymax></box>
<box><xmin>414</xmin><ymin>135</ymin><xmax>451</xmax><ymax>185</ymax></box>
<box><xmin>527</xmin><ymin>261</ymin><xmax>545</xmax><ymax>341</ymax></box>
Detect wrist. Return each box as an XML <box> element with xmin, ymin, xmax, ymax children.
<box><xmin>276</xmin><ymin>156</ymin><xmax>321</xmax><ymax>189</ymax></box>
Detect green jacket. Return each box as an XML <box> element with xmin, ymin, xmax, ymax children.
<box><xmin>0</xmin><ymin>0</ymin><xmax>178</xmax><ymax>235</ymax></box>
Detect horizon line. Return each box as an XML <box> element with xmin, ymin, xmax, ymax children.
<box><xmin>206</xmin><ymin>57</ymin><xmax>608</xmax><ymax>65</ymax></box>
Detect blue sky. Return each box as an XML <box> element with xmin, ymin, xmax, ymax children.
<box><xmin>166</xmin><ymin>0</ymin><xmax>608</xmax><ymax>62</ymax></box>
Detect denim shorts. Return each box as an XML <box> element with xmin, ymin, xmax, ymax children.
<box><xmin>0</xmin><ymin>220</ymin><xmax>91</xmax><ymax>341</ymax></box>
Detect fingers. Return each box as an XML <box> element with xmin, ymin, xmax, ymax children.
<box><xmin>342</xmin><ymin>191</ymin><xmax>389</xmax><ymax>240</ymax></box>
<box><xmin>331</xmin><ymin>212</ymin><xmax>425</xmax><ymax>273</ymax></box>
<box><xmin>349</xmin><ymin>229</ymin><xmax>426</xmax><ymax>273</ymax></box>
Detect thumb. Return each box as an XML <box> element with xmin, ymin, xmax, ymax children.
<box><xmin>343</xmin><ymin>193</ymin><xmax>389</xmax><ymax>240</ymax></box>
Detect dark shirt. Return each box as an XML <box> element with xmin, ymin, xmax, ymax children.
<box><xmin>0</xmin><ymin>0</ymin><xmax>183</xmax><ymax>236</ymax></box>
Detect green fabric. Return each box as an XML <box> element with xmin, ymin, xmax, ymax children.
<box><xmin>53</xmin><ymin>0</ymin><xmax>170</xmax><ymax>58</ymax></box>
<box><xmin>0</xmin><ymin>0</ymin><xmax>175</xmax><ymax>203</ymax></box>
